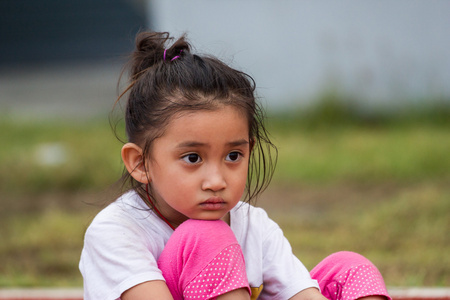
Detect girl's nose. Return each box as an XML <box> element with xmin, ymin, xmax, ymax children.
<box><xmin>201</xmin><ymin>166</ymin><xmax>227</xmax><ymax>192</ymax></box>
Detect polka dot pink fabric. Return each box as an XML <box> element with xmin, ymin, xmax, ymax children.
<box><xmin>310</xmin><ymin>251</ymin><xmax>391</xmax><ymax>300</ymax></box>
<box><xmin>157</xmin><ymin>219</ymin><xmax>250</xmax><ymax>300</ymax></box>
<box><xmin>334</xmin><ymin>264</ymin><xmax>388</xmax><ymax>300</ymax></box>
<box><xmin>183</xmin><ymin>244</ymin><xmax>249</xmax><ymax>299</ymax></box>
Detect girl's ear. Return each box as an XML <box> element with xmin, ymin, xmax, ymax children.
<box><xmin>121</xmin><ymin>143</ymin><xmax>150</xmax><ymax>184</ymax></box>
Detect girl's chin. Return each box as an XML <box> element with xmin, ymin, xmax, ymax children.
<box><xmin>185</xmin><ymin>212</ymin><xmax>230</xmax><ymax>223</ymax></box>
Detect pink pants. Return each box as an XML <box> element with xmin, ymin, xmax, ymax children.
<box><xmin>158</xmin><ymin>220</ymin><xmax>390</xmax><ymax>300</ymax></box>
<box><xmin>311</xmin><ymin>251</ymin><xmax>391</xmax><ymax>300</ymax></box>
<box><xmin>157</xmin><ymin>219</ymin><xmax>250</xmax><ymax>300</ymax></box>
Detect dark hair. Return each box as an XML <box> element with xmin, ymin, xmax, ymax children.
<box><xmin>114</xmin><ymin>31</ymin><xmax>277</xmax><ymax>206</ymax></box>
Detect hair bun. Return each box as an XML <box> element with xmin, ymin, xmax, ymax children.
<box><xmin>163</xmin><ymin>35</ymin><xmax>191</xmax><ymax>62</ymax></box>
<box><xmin>130</xmin><ymin>32</ymin><xmax>191</xmax><ymax>79</ymax></box>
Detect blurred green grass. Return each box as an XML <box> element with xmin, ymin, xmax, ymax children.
<box><xmin>270</xmin><ymin>120</ymin><xmax>450</xmax><ymax>183</ymax></box>
<box><xmin>0</xmin><ymin>99</ymin><xmax>449</xmax><ymax>287</ymax></box>
<box><xmin>0</xmin><ymin>117</ymin><xmax>123</xmax><ymax>193</ymax></box>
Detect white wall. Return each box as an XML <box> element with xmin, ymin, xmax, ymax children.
<box><xmin>147</xmin><ymin>0</ymin><xmax>450</xmax><ymax>110</ymax></box>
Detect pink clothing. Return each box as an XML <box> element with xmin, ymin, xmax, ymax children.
<box><xmin>310</xmin><ymin>251</ymin><xmax>391</xmax><ymax>300</ymax></box>
<box><xmin>158</xmin><ymin>220</ymin><xmax>390</xmax><ymax>300</ymax></box>
<box><xmin>157</xmin><ymin>219</ymin><xmax>250</xmax><ymax>300</ymax></box>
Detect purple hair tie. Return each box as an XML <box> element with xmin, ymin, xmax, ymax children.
<box><xmin>164</xmin><ymin>49</ymin><xmax>183</xmax><ymax>61</ymax></box>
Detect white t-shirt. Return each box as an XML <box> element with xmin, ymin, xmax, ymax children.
<box><xmin>79</xmin><ymin>191</ymin><xmax>319</xmax><ymax>300</ymax></box>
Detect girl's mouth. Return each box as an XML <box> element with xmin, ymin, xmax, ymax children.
<box><xmin>200</xmin><ymin>197</ymin><xmax>226</xmax><ymax>210</ymax></box>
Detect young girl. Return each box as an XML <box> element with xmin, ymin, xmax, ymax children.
<box><xmin>79</xmin><ymin>31</ymin><xmax>391</xmax><ymax>300</ymax></box>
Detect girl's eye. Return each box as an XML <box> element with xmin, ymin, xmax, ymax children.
<box><xmin>182</xmin><ymin>153</ymin><xmax>202</xmax><ymax>164</ymax></box>
<box><xmin>226</xmin><ymin>151</ymin><xmax>241</xmax><ymax>162</ymax></box>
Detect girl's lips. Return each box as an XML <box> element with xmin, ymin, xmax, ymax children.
<box><xmin>200</xmin><ymin>197</ymin><xmax>226</xmax><ymax>210</ymax></box>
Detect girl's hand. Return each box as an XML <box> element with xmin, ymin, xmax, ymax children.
<box><xmin>290</xmin><ymin>287</ymin><xmax>328</xmax><ymax>300</ymax></box>
<box><xmin>121</xmin><ymin>280</ymin><xmax>174</xmax><ymax>300</ymax></box>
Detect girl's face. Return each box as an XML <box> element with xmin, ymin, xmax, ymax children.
<box><xmin>146</xmin><ymin>105</ymin><xmax>250</xmax><ymax>227</ymax></box>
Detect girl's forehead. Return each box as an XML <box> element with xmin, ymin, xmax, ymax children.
<box><xmin>162</xmin><ymin>106</ymin><xmax>250</xmax><ymax>137</ymax></box>
<box><xmin>171</xmin><ymin>104</ymin><xmax>248</xmax><ymax>122</ymax></box>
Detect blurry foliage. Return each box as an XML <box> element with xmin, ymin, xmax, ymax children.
<box><xmin>0</xmin><ymin>117</ymin><xmax>124</xmax><ymax>194</ymax></box>
<box><xmin>0</xmin><ymin>97</ymin><xmax>449</xmax><ymax>287</ymax></box>
<box><xmin>269</xmin><ymin>125</ymin><xmax>450</xmax><ymax>184</ymax></box>
<box><xmin>267</xmin><ymin>95</ymin><xmax>449</xmax><ymax>183</ymax></box>
<box><xmin>272</xmin><ymin>181</ymin><xmax>450</xmax><ymax>287</ymax></box>
<box><xmin>270</xmin><ymin>91</ymin><xmax>450</xmax><ymax>129</ymax></box>
<box><xmin>0</xmin><ymin>210</ymin><xmax>90</xmax><ymax>286</ymax></box>
<box><xmin>1</xmin><ymin>95</ymin><xmax>449</xmax><ymax>194</ymax></box>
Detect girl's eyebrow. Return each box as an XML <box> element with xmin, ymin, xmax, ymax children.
<box><xmin>228</xmin><ymin>139</ymin><xmax>250</xmax><ymax>147</ymax></box>
<box><xmin>176</xmin><ymin>139</ymin><xmax>249</xmax><ymax>149</ymax></box>
<box><xmin>176</xmin><ymin>141</ymin><xmax>206</xmax><ymax>149</ymax></box>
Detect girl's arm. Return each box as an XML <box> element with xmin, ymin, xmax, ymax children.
<box><xmin>121</xmin><ymin>280</ymin><xmax>174</xmax><ymax>300</ymax></box>
<box><xmin>217</xmin><ymin>288</ymin><xmax>251</xmax><ymax>300</ymax></box>
<box><xmin>290</xmin><ymin>287</ymin><xmax>328</xmax><ymax>300</ymax></box>
<box><xmin>121</xmin><ymin>281</ymin><xmax>250</xmax><ymax>300</ymax></box>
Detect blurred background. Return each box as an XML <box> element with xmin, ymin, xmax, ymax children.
<box><xmin>0</xmin><ymin>0</ymin><xmax>449</xmax><ymax>288</ymax></box>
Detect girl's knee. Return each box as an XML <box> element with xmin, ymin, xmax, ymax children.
<box><xmin>158</xmin><ymin>219</ymin><xmax>250</xmax><ymax>299</ymax></box>
<box><xmin>323</xmin><ymin>251</ymin><xmax>375</xmax><ymax>268</ymax></box>
<box><xmin>171</xmin><ymin>219</ymin><xmax>236</xmax><ymax>247</ymax></box>
<box><xmin>176</xmin><ymin>219</ymin><xmax>232</xmax><ymax>235</ymax></box>
<box><xmin>310</xmin><ymin>251</ymin><xmax>379</xmax><ymax>284</ymax></box>
<box><xmin>311</xmin><ymin>251</ymin><xmax>390</xmax><ymax>300</ymax></box>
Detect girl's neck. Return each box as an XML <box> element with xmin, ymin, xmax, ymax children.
<box><xmin>145</xmin><ymin>185</ymin><xmax>178</xmax><ymax>230</ymax></box>
<box><xmin>221</xmin><ymin>212</ymin><xmax>231</xmax><ymax>225</ymax></box>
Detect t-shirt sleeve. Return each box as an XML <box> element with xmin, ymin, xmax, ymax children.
<box><xmin>79</xmin><ymin>211</ymin><xmax>165</xmax><ymax>300</ymax></box>
<box><xmin>260</xmin><ymin>214</ymin><xmax>320</xmax><ymax>300</ymax></box>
